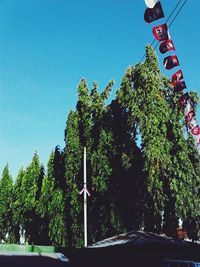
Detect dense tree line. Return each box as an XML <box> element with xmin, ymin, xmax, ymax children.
<box><xmin>1</xmin><ymin>46</ymin><xmax>200</xmax><ymax>247</ymax></box>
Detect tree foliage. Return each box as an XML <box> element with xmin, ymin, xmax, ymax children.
<box><xmin>10</xmin><ymin>167</ymin><xmax>25</xmax><ymax>243</ymax></box>
<box><xmin>38</xmin><ymin>146</ymin><xmax>67</xmax><ymax>246</ymax></box>
<box><xmin>65</xmin><ymin>110</ymin><xmax>83</xmax><ymax>247</ymax></box>
<box><xmin>0</xmin><ymin>164</ymin><xmax>13</xmax><ymax>242</ymax></box>
<box><xmin>19</xmin><ymin>152</ymin><xmax>44</xmax><ymax>244</ymax></box>
<box><xmin>0</xmin><ymin>45</ymin><xmax>199</xmax><ymax>246</ymax></box>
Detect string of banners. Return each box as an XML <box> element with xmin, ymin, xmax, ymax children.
<box><xmin>144</xmin><ymin>0</ymin><xmax>200</xmax><ymax>152</ymax></box>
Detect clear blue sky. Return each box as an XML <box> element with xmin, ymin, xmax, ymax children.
<box><xmin>0</xmin><ymin>0</ymin><xmax>200</xmax><ymax>180</ymax></box>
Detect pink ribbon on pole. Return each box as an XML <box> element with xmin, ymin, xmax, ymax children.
<box><xmin>79</xmin><ymin>188</ymin><xmax>91</xmax><ymax>197</ymax></box>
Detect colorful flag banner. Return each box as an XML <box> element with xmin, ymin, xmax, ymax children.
<box><xmin>163</xmin><ymin>55</ymin><xmax>179</xmax><ymax>70</ymax></box>
<box><xmin>143</xmin><ymin>0</ymin><xmax>200</xmax><ymax>153</ymax></box>
<box><xmin>144</xmin><ymin>2</ymin><xmax>164</xmax><ymax>23</ymax></box>
<box><xmin>191</xmin><ymin>125</ymin><xmax>200</xmax><ymax>136</ymax></box>
<box><xmin>184</xmin><ymin>99</ymin><xmax>193</xmax><ymax>117</ymax></box>
<box><xmin>145</xmin><ymin>0</ymin><xmax>159</xmax><ymax>8</ymax></box>
<box><xmin>159</xmin><ymin>39</ymin><xmax>175</xmax><ymax>54</ymax></box>
<box><xmin>190</xmin><ymin>126</ymin><xmax>200</xmax><ymax>151</ymax></box>
<box><xmin>179</xmin><ymin>93</ymin><xmax>189</xmax><ymax>107</ymax></box>
<box><xmin>173</xmin><ymin>81</ymin><xmax>186</xmax><ymax>93</ymax></box>
<box><xmin>186</xmin><ymin>109</ymin><xmax>195</xmax><ymax>124</ymax></box>
<box><xmin>183</xmin><ymin>99</ymin><xmax>200</xmax><ymax>150</ymax></box>
<box><xmin>187</xmin><ymin>116</ymin><xmax>198</xmax><ymax>130</ymax></box>
<box><xmin>153</xmin><ymin>23</ymin><xmax>169</xmax><ymax>41</ymax></box>
<box><xmin>171</xmin><ymin>70</ymin><xmax>183</xmax><ymax>84</ymax></box>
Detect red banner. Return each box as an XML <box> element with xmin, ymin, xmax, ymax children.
<box><xmin>152</xmin><ymin>24</ymin><xmax>169</xmax><ymax>42</ymax></box>
<box><xmin>178</xmin><ymin>93</ymin><xmax>189</xmax><ymax>107</ymax></box>
<box><xmin>163</xmin><ymin>55</ymin><xmax>179</xmax><ymax>70</ymax></box>
<box><xmin>159</xmin><ymin>39</ymin><xmax>175</xmax><ymax>54</ymax></box>
<box><xmin>186</xmin><ymin>110</ymin><xmax>194</xmax><ymax>123</ymax></box>
<box><xmin>187</xmin><ymin>116</ymin><xmax>198</xmax><ymax>130</ymax></box>
<box><xmin>171</xmin><ymin>70</ymin><xmax>183</xmax><ymax>84</ymax></box>
<box><xmin>191</xmin><ymin>125</ymin><xmax>200</xmax><ymax>136</ymax></box>
<box><xmin>173</xmin><ymin>81</ymin><xmax>186</xmax><ymax>93</ymax></box>
<box><xmin>144</xmin><ymin>2</ymin><xmax>164</xmax><ymax>23</ymax></box>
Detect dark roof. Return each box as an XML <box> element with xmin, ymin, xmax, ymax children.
<box><xmin>88</xmin><ymin>231</ymin><xmax>186</xmax><ymax>248</ymax></box>
<box><xmin>75</xmin><ymin>231</ymin><xmax>200</xmax><ymax>266</ymax></box>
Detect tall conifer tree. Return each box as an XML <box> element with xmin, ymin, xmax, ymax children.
<box><xmin>111</xmin><ymin>92</ymin><xmax>145</xmax><ymax>232</ymax></box>
<box><xmin>20</xmin><ymin>152</ymin><xmax>43</xmax><ymax>244</ymax></box>
<box><xmin>10</xmin><ymin>167</ymin><xmax>25</xmax><ymax>243</ymax></box>
<box><xmin>38</xmin><ymin>147</ymin><xmax>67</xmax><ymax>246</ymax></box>
<box><xmin>1</xmin><ymin>45</ymin><xmax>199</xmax><ymax>244</ymax></box>
<box><xmin>120</xmin><ymin>46</ymin><xmax>171</xmax><ymax>232</ymax></box>
<box><xmin>0</xmin><ymin>164</ymin><xmax>13</xmax><ymax>242</ymax></box>
<box><xmin>164</xmin><ymin>92</ymin><xmax>200</xmax><ymax>237</ymax></box>
<box><xmin>89</xmin><ymin>81</ymin><xmax>116</xmax><ymax>242</ymax></box>
<box><xmin>65</xmin><ymin>110</ymin><xmax>83</xmax><ymax>247</ymax></box>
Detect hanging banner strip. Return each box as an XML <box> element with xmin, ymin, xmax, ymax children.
<box><xmin>184</xmin><ymin>99</ymin><xmax>194</xmax><ymax>117</ymax></box>
<box><xmin>144</xmin><ymin>2</ymin><xmax>164</xmax><ymax>23</ymax></box>
<box><xmin>173</xmin><ymin>81</ymin><xmax>186</xmax><ymax>93</ymax></box>
<box><xmin>144</xmin><ymin>1</ymin><xmax>200</xmax><ymax>152</ymax></box>
<box><xmin>164</xmin><ymin>55</ymin><xmax>179</xmax><ymax>70</ymax></box>
<box><xmin>171</xmin><ymin>69</ymin><xmax>183</xmax><ymax>84</ymax></box>
<box><xmin>183</xmin><ymin>99</ymin><xmax>200</xmax><ymax>150</ymax></box>
<box><xmin>191</xmin><ymin>127</ymin><xmax>200</xmax><ymax>151</ymax></box>
<box><xmin>188</xmin><ymin>117</ymin><xmax>198</xmax><ymax>130</ymax></box>
<box><xmin>159</xmin><ymin>39</ymin><xmax>175</xmax><ymax>54</ymax></box>
<box><xmin>186</xmin><ymin>110</ymin><xmax>195</xmax><ymax>127</ymax></box>
<box><xmin>179</xmin><ymin>93</ymin><xmax>189</xmax><ymax>107</ymax></box>
<box><xmin>191</xmin><ymin>125</ymin><xmax>200</xmax><ymax>136</ymax></box>
<box><xmin>152</xmin><ymin>23</ymin><xmax>169</xmax><ymax>41</ymax></box>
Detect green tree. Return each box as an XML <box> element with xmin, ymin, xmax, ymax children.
<box><xmin>161</xmin><ymin>89</ymin><xmax>200</xmax><ymax>237</ymax></box>
<box><xmin>123</xmin><ymin>46</ymin><xmax>200</xmax><ymax>238</ymax></box>
<box><xmin>65</xmin><ymin>79</ymin><xmax>116</xmax><ymax>246</ymax></box>
<box><xmin>10</xmin><ymin>167</ymin><xmax>25</xmax><ymax>243</ymax></box>
<box><xmin>0</xmin><ymin>164</ymin><xmax>13</xmax><ymax>243</ymax></box>
<box><xmin>183</xmin><ymin>166</ymin><xmax>200</xmax><ymax>244</ymax></box>
<box><xmin>118</xmin><ymin>46</ymin><xmax>171</xmax><ymax>232</ymax></box>
<box><xmin>88</xmin><ymin>81</ymin><xmax>117</xmax><ymax>242</ymax></box>
<box><xmin>2</xmin><ymin>44</ymin><xmax>199</xmax><ymax>245</ymax></box>
<box><xmin>65</xmin><ymin>110</ymin><xmax>83</xmax><ymax>247</ymax></box>
<box><xmin>20</xmin><ymin>152</ymin><xmax>44</xmax><ymax>244</ymax></box>
<box><xmin>109</xmin><ymin>96</ymin><xmax>146</xmax><ymax>233</ymax></box>
<box><xmin>77</xmin><ymin>79</ymin><xmax>93</xmax><ymax>147</ymax></box>
<box><xmin>38</xmin><ymin>147</ymin><xmax>67</xmax><ymax>247</ymax></box>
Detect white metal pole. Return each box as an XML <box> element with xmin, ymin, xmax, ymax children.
<box><xmin>83</xmin><ymin>146</ymin><xmax>87</xmax><ymax>247</ymax></box>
